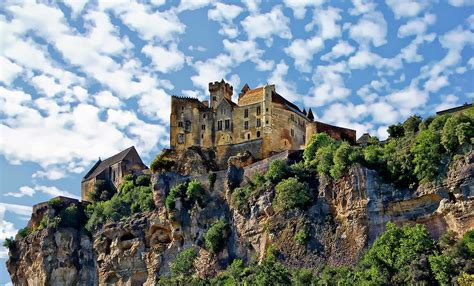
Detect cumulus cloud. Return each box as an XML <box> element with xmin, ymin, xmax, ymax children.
<box><xmin>283</xmin><ymin>0</ymin><xmax>324</xmax><ymax>19</ymax></box>
<box><xmin>447</xmin><ymin>0</ymin><xmax>474</xmax><ymax>7</ymax></box>
<box><xmin>4</xmin><ymin>185</ymin><xmax>79</xmax><ymax>200</ymax></box>
<box><xmin>321</xmin><ymin>41</ymin><xmax>356</xmax><ymax>61</ymax></box>
<box><xmin>142</xmin><ymin>43</ymin><xmax>186</xmax><ymax>73</ymax></box>
<box><xmin>241</xmin><ymin>6</ymin><xmax>292</xmax><ymax>45</ymax></box>
<box><xmin>385</xmin><ymin>0</ymin><xmax>428</xmax><ymax>19</ymax></box>
<box><xmin>208</xmin><ymin>3</ymin><xmax>243</xmax><ymax>38</ymax></box>
<box><xmin>285</xmin><ymin>37</ymin><xmax>324</xmax><ymax>72</ymax></box>
<box><xmin>305</xmin><ymin>7</ymin><xmax>342</xmax><ymax>39</ymax></box>
<box><xmin>398</xmin><ymin>14</ymin><xmax>436</xmax><ymax>38</ymax></box>
<box><xmin>94</xmin><ymin>91</ymin><xmax>122</xmax><ymax>109</ymax></box>
<box><xmin>268</xmin><ymin>60</ymin><xmax>302</xmax><ymax>102</ymax></box>
<box><xmin>349</xmin><ymin>11</ymin><xmax>387</xmax><ymax>47</ymax></box>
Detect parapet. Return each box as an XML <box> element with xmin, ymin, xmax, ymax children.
<box><xmin>209</xmin><ymin>79</ymin><xmax>233</xmax><ymax>96</ymax></box>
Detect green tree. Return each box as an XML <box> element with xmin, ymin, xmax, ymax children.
<box><xmin>170</xmin><ymin>247</ymin><xmax>198</xmax><ymax>279</ymax></box>
<box><xmin>403</xmin><ymin>115</ymin><xmax>422</xmax><ymax>134</ymax></box>
<box><xmin>273</xmin><ymin>177</ymin><xmax>311</xmax><ymax>211</ymax></box>
<box><xmin>330</xmin><ymin>142</ymin><xmax>359</xmax><ymax>179</ymax></box>
<box><xmin>265</xmin><ymin>160</ymin><xmax>290</xmax><ymax>184</ymax></box>
<box><xmin>186</xmin><ymin>179</ymin><xmax>205</xmax><ymax>206</ymax></box>
<box><xmin>135</xmin><ymin>175</ymin><xmax>151</xmax><ymax>187</ymax></box>
<box><xmin>411</xmin><ymin>129</ymin><xmax>442</xmax><ymax>182</ymax></box>
<box><xmin>363</xmin><ymin>144</ymin><xmax>384</xmax><ymax>167</ymax></box>
<box><xmin>2</xmin><ymin>237</ymin><xmax>16</xmax><ymax>251</ymax></box>
<box><xmin>441</xmin><ymin>114</ymin><xmax>473</xmax><ymax>154</ymax></box>
<box><xmin>165</xmin><ymin>182</ymin><xmax>187</xmax><ymax>210</ymax></box>
<box><xmin>303</xmin><ymin>133</ymin><xmax>335</xmax><ymax>164</ymax></box>
<box><xmin>314</xmin><ymin>144</ymin><xmax>337</xmax><ymax>175</ymax></box>
<box><xmin>204</xmin><ymin>219</ymin><xmax>227</xmax><ymax>253</ymax></box>
<box><xmin>387</xmin><ymin>123</ymin><xmax>404</xmax><ymax>138</ymax></box>
<box><xmin>231</xmin><ymin>185</ymin><xmax>252</xmax><ymax>215</ymax></box>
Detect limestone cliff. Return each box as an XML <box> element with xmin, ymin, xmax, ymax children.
<box><xmin>6</xmin><ymin>151</ymin><xmax>473</xmax><ymax>285</ymax></box>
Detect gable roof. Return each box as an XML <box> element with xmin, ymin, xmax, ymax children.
<box><xmin>238</xmin><ymin>87</ymin><xmax>264</xmax><ymax>106</ymax></box>
<box><xmin>82</xmin><ymin>146</ymin><xmax>138</xmax><ymax>181</ymax></box>
<box><xmin>272</xmin><ymin>91</ymin><xmax>308</xmax><ymax>119</ymax></box>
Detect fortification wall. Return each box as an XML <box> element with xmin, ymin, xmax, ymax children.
<box><xmin>306</xmin><ymin>121</ymin><xmax>356</xmax><ymax>144</ymax></box>
<box><xmin>216</xmin><ymin>139</ymin><xmax>263</xmax><ymax>169</ymax></box>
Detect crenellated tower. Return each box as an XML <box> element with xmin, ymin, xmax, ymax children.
<box><xmin>209</xmin><ymin>79</ymin><xmax>233</xmax><ymax>109</ymax></box>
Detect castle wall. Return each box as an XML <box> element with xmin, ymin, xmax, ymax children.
<box><xmin>232</xmin><ymin>102</ymin><xmax>264</xmax><ymax>144</ymax></box>
<box><xmin>306</xmin><ymin>121</ymin><xmax>357</xmax><ymax>145</ymax></box>
<box><xmin>216</xmin><ymin>139</ymin><xmax>263</xmax><ymax>169</ymax></box>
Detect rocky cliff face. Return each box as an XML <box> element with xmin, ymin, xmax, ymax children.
<box><xmin>7</xmin><ymin>152</ymin><xmax>473</xmax><ymax>285</ymax></box>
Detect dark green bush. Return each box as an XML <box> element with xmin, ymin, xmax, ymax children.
<box><xmin>61</xmin><ymin>204</ymin><xmax>81</xmax><ymax>228</ymax></box>
<box><xmin>165</xmin><ymin>182</ymin><xmax>187</xmax><ymax>210</ymax></box>
<box><xmin>135</xmin><ymin>175</ymin><xmax>151</xmax><ymax>187</ymax></box>
<box><xmin>150</xmin><ymin>153</ymin><xmax>174</xmax><ymax>173</ymax></box>
<box><xmin>231</xmin><ymin>185</ymin><xmax>252</xmax><ymax>215</ymax></box>
<box><xmin>89</xmin><ymin>179</ymin><xmax>115</xmax><ymax>202</ymax></box>
<box><xmin>273</xmin><ymin>177</ymin><xmax>311</xmax><ymax>212</ymax></box>
<box><xmin>48</xmin><ymin>197</ymin><xmax>62</xmax><ymax>209</ymax></box>
<box><xmin>186</xmin><ymin>179</ymin><xmax>205</xmax><ymax>206</ymax></box>
<box><xmin>170</xmin><ymin>247</ymin><xmax>198</xmax><ymax>277</ymax></box>
<box><xmin>3</xmin><ymin>237</ymin><xmax>16</xmax><ymax>251</ymax></box>
<box><xmin>294</xmin><ymin>229</ymin><xmax>308</xmax><ymax>246</ymax></box>
<box><xmin>123</xmin><ymin>174</ymin><xmax>134</xmax><ymax>181</ymax></box>
<box><xmin>303</xmin><ymin>133</ymin><xmax>335</xmax><ymax>163</ymax></box>
<box><xmin>204</xmin><ymin>219</ymin><xmax>227</xmax><ymax>253</ymax></box>
<box><xmin>411</xmin><ymin>129</ymin><xmax>442</xmax><ymax>182</ymax></box>
<box><xmin>17</xmin><ymin>227</ymin><xmax>31</xmax><ymax>238</ymax></box>
<box><xmin>265</xmin><ymin>160</ymin><xmax>290</xmax><ymax>184</ymax></box>
<box><xmin>387</xmin><ymin>123</ymin><xmax>404</xmax><ymax>138</ymax></box>
<box><xmin>403</xmin><ymin>115</ymin><xmax>422</xmax><ymax>134</ymax></box>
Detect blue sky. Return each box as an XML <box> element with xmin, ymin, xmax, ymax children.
<box><xmin>0</xmin><ymin>0</ymin><xmax>473</xmax><ymax>283</ymax></box>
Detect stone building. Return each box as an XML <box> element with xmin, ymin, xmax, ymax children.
<box><xmin>170</xmin><ymin>79</ymin><xmax>356</xmax><ymax>167</ymax></box>
<box><xmin>436</xmin><ymin>102</ymin><xmax>473</xmax><ymax>116</ymax></box>
<box><xmin>81</xmin><ymin>146</ymin><xmax>148</xmax><ymax>201</ymax></box>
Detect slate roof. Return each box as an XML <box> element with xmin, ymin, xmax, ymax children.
<box><xmin>82</xmin><ymin>146</ymin><xmax>136</xmax><ymax>181</ymax></box>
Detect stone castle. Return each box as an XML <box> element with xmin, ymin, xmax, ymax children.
<box><xmin>170</xmin><ymin>79</ymin><xmax>356</xmax><ymax>166</ymax></box>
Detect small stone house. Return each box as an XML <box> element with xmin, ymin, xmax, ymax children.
<box><xmin>81</xmin><ymin>146</ymin><xmax>147</xmax><ymax>201</ymax></box>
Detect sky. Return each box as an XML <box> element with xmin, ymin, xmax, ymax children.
<box><xmin>0</xmin><ymin>0</ymin><xmax>473</xmax><ymax>283</ymax></box>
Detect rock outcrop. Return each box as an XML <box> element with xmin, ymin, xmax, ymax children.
<box><xmin>6</xmin><ymin>151</ymin><xmax>474</xmax><ymax>285</ymax></box>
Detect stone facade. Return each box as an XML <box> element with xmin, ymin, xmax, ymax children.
<box><xmin>81</xmin><ymin>146</ymin><xmax>148</xmax><ymax>201</ymax></box>
<box><xmin>170</xmin><ymin>80</ymin><xmax>356</xmax><ymax>165</ymax></box>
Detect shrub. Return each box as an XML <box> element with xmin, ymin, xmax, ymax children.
<box><xmin>441</xmin><ymin>114</ymin><xmax>473</xmax><ymax>154</ymax></box>
<box><xmin>123</xmin><ymin>174</ymin><xmax>134</xmax><ymax>181</ymax></box>
<box><xmin>170</xmin><ymin>247</ymin><xmax>198</xmax><ymax>278</ymax></box>
<box><xmin>314</xmin><ymin>145</ymin><xmax>337</xmax><ymax>176</ymax></box>
<box><xmin>383</xmin><ymin>136</ymin><xmax>417</xmax><ymax>188</ymax></box>
<box><xmin>89</xmin><ymin>179</ymin><xmax>115</xmax><ymax>202</ymax></box>
<box><xmin>411</xmin><ymin>129</ymin><xmax>442</xmax><ymax>182</ymax></box>
<box><xmin>289</xmin><ymin>161</ymin><xmax>314</xmax><ymax>182</ymax></box>
<box><xmin>135</xmin><ymin>175</ymin><xmax>151</xmax><ymax>187</ymax></box>
<box><xmin>265</xmin><ymin>160</ymin><xmax>290</xmax><ymax>184</ymax></box>
<box><xmin>273</xmin><ymin>177</ymin><xmax>311</xmax><ymax>212</ymax></box>
<box><xmin>48</xmin><ymin>197</ymin><xmax>62</xmax><ymax>209</ymax></box>
<box><xmin>165</xmin><ymin>183</ymin><xmax>187</xmax><ymax>210</ymax></box>
<box><xmin>17</xmin><ymin>227</ymin><xmax>31</xmax><ymax>238</ymax></box>
<box><xmin>294</xmin><ymin>229</ymin><xmax>308</xmax><ymax>246</ymax></box>
<box><xmin>204</xmin><ymin>219</ymin><xmax>228</xmax><ymax>253</ymax></box>
<box><xmin>463</xmin><ymin>229</ymin><xmax>474</xmax><ymax>256</ymax></box>
<box><xmin>292</xmin><ymin>269</ymin><xmax>314</xmax><ymax>286</ymax></box>
<box><xmin>3</xmin><ymin>237</ymin><xmax>16</xmax><ymax>251</ymax></box>
<box><xmin>387</xmin><ymin>123</ymin><xmax>404</xmax><ymax>138</ymax></box>
<box><xmin>303</xmin><ymin>133</ymin><xmax>335</xmax><ymax>163</ymax></box>
<box><xmin>61</xmin><ymin>204</ymin><xmax>81</xmax><ymax>228</ymax></box>
<box><xmin>330</xmin><ymin>142</ymin><xmax>358</xmax><ymax>179</ymax></box>
<box><xmin>150</xmin><ymin>153</ymin><xmax>174</xmax><ymax>173</ymax></box>
<box><xmin>363</xmin><ymin>144</ymin><xmax>384</xmax><ymax>167</ymax></box>
<box><xmin>186</xmin><ymin>179</ymin><xmax>205</xmax><ymax>206</ymax></box>
<box><xmin>403</xmin><ymin>115</ymin><xmax>422</xmax><ymax>134</ymax></box>
<box><xmin>231</xmin><ymin>186</ymin><xmax>252</xmax><ymax>215</ymax></box>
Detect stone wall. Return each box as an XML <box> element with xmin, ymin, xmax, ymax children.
<box><xmin>216</xmin><ymin>139</ymin><xmax>263</xmax><ymax>169</ymax></box>
<box><xmin>306</xmin><ymin>121</ymin><xmax>357</xmax><ymax>145</ymax></box>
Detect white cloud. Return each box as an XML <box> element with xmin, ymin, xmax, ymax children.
<box><xmin>177</xmin><ymin>0</ymin><xmax>215</xmax><ymax>12</ymax></box>
<box><xmin>283</xmin><ymin>0</ymin><xmax>325</xmax><ymax>19</ymax></box>
<box><xmin>305</xmin><ymin>7</ymin><xmax>342</xmax><ymax>39</ymax></box>
<box><xmin>142</xmin><ymin>43</ymin><xmax>186</xmax><ymax>73</ymax></box>
<box><xmin>268</xmin><ymin>60</ymin><xmax>301</xmax><ymax>102</ymax></box>
<box><xmin>242</xmin><ymin>0</ymin><xmax>261</xmax><ymax>13</ymax></box>
<box><xmin>369</xmin><ymin>101</ymin><xmax>399</xmax><ymax>124</ymax></box>
<box><xmin>304</xmin><ymin>62</ymin><xmax>351</xmax><ymax>107</ymax></box>
<box><xmin>349</xmin><ymin>11</ymin><xmax>387</xmax><ymax>47</ymax></box>
<box><xmin>31</xmin><ymin>74</ymin><xmax>64</xmax><ymax>98</ymax></box>
<box><xmin>0</xmin><ymin>56</ymin><xmax>22</xmax><ymax>85</ymax></box>
<box><xmin>3</xmin><ymin>186</ymin><xmax>35</xmax><ymax>198</ymax></box>
<box><xmin>349</xmin><ymin>0</ymin><xmax>376</xmax><ymax>15</ymax></box>
<box><xmin>385</xmin><ymin>0</ymin><xmax>428</xmax><ymax>19</ymax></box>
<box><xmin>137</xmin><ymin>89</ymin><xmax>171</xmax><ymax>122</ymax></box>
<box><xmin>436</xmin><ymin>94</ymin><xmax>460</xmax><ymax>111</ymax></box>
<box><xmin>398</xmin><ymin>14</ymin><xmax>436</xmax><ymax>38</ymax></box>
<box><xmin>448</xmin><ymin>0</ymin><xmax>474</xmax><ymax>7</ymax></box>
<box><xmin>241</xmin><ymin>6</ymin><xmax>292</xmax><ymax>45</ymax></box>
<box><xmin>208</xmin><ymin>3</ymin><xmax>243</xmax><ymax>38</ymax></box>
<box><xmin>4</xmin><ymin>185</ymin><xmax>79</xmax><ymax>199</ymax></box>
<box><xmin>321</xmin><ymin>41</ymin><xmax>355</xmax><ymax>61</ymax></box>
<box><xmin>63</xmin><ymin>0</ymin><xmax>88</xmax><ymax>17</ymax></box>
<box><xmin>95</xmin><ymin>91</ymin><xmax>122</xmax><ymax>109</ymax></box>
<box><xmin>285</xmin><ymin>37</ymin><xmax>324</xmax><ymax>72</ymax></box>
<box><xmin>424</xmin><ymin>76</ymin><xmax>449</xmax><ymax>93</ymax></box>
<box><xmin>387</xmin><ymin>84</ymin><xmax>428</xmax><ymax>116</ymax></box>
<box><xmin>191</xmin><ymin>54</ymin><xmax>233</xmax><ymax>91</ymax></box>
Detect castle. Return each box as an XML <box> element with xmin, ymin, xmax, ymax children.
<box><xmin>170</xmin><ymin>79</ymin><xmax>356</xmax><ymax>167</ymax></box>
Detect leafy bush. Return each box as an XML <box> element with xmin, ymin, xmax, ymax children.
<box><xmin>165</xmin><ymin>183</ymin><xmax>187</xmax><ymax>210</ymax></box>
<box><xmin>411</xmin><ymin>129</ymin><xmax>442</xmax><ymax>182</ymax></box>
<box><xmin>383</xmin><ymin>136</ymin><xmax>417</xmax><ymax>188</ymax></box>
<box><xmin>403</xmin><ymin>115</ymin><xmax>422</xmax><ymax>134</ymax></box>
<box><xmin>294</xmin><ymin>229</ymin><xmax>308</xmax><ymax>246</ymax></box>
<box><xmin>442</xmin><ymin>114</ymin><xmax>473</xmax><ymax>154</ymax></box>
<box><xmin>89</xmin><ymin>179</ymin><xmax>115</xmax><ymax>202</ymax></box>
<box><xmin>303</xmin><ymin>133</ymin><xmax>335</xmax><ymax>163</ymax></box>
<box><xmin>123</xmin><ymin>174</ymin><xmax>134</xmax><ymax>181</ymax></box>
<box><xmin>265</xmin><ymin>160</ymin><xmax>290</xmax><ymax>184</ymax></box>
<box><xmin>330</xmin><ymin>142</ymin><xmax>360</xmax><ymax>179</ymax></box>
<box><xmin>387</xmin><ymin>123</ymin><xmax>404</xmax><ymax>138</ymax></box>
<box><xmin>135</xmin><ymin>175</ymin><xmax>151</xmax><ymax>187</ymax></box>
<box><xmin>186</xmin><ymin>179</ymin><xmax>205</xmax><ymax>206</ymax></box>
<box><xmin>313</xmin><ymin>144</ymin><xmax>337</xmax><ymax>175</ymax></box>
<box><xmin>363</xmin><ymin>144</ymin><xmax>384</xmax><ymax>167</ymax></box>
<box><xmin>61</xmin><ymin>204</ymin><xmax>81</xmax><ymax>228</ymax></box>
<box><xmin>3</xmin><ymin>237</ymin><xmax>16</xmax><ymax>251</ymax></box>
<box><xmin>204</xmin><ymin>219</ymin><xmax>227</xmax><ymax>253</ymax></box>
<box><xmin>170</xmin><ymin>247</ymin><xmax>198</xmax><ymax>278</ymax></box>
<box><xmin>231</xmin><ymin>185</ymin><xmax>252</xmax><ymax>215</ymax></box>
<box><xmin>17</xmin><ymin>227</ymin><xmax>31</xmax><ymax>238</ymax></box>
<box><xmin>150</xmin><ymin>153</ymin><xmax>174</xmax><ymax>173</ymax></box>
<box><xmin>273</xmin><ymin>177</ymin><xmax>311</xmax><ymax>212</ymax></box>
<box><xmin>48</xmin><ymin>197</ymin><xmax>62</xmax><ymax>209</ymax></box>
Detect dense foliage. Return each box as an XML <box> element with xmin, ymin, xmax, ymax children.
<box><xmin>204</xmin><ymin>219</ymin><xmax>228</xmax><ymax>253</ymax></box>
<box><xmin>85</xmin><ymin>174</ymin><xmax>154</xmax><ymax>231</ymax></box>
<box><xmin>273</xmin><ymin>177</ymin><xmax>311</xmax><ymax>211</ymax></box>
<box><xmin>150</xmin><ymin>152</ymin><xmax>174</xmax><ymax>173</ymax></box>
<box><xmin>164</xmin><ymin>179</ymin><xmax>206</xmax><ymax>212</ymax></box>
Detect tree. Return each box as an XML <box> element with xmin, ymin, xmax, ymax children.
<box><xmin>442</xmin><ymin>114</ymin><xmax>473</xmax><ymax>154</ymax></box>
<box><xmin>303</xmin><ymin>133</ymin><xmax>335</xmax><ymax>164</ymax></box>
<box><xmin>314</xmin><ymin>145</ymin><xmax>337</xmax><ymax>175</ymax></box>
<box><xmin>403</xmin><ymin>115</ymin><xmax>422</xmax><ymax>134</ymax></box>
<box><xmin>411</xmin><ymin>129</ymin><xmax>442</xmax><ymax>182</ymax></box>
<box><xmin>89</xmin><ymin>180</ymin><xmax>115</xmax><ymax>202</ymax></box>
<box><xmin>135</xmin><ymin>175</ymin><xmax>151</xmax><ymax>187</ymax></box>
<box><xmin>186</xmin><ymin>179</ymin><xmax>205</xmax><ymax>206</ymax></box>
<box><xmin>363</xmin><ymin>144</ymin><xmax>384</xmax><ymax>167</ymax></box>
<box><xmin>170</xmin><ymin>247</ymin><xmax>198</xmax><ymax>279</ymax></box>
<box><xmin>265</xmin><ymin>160</ymin><xmax>290</xmax><ymax>184</ymax></box>
<box><xmin>273</xmin><ymin>177</ymin><xmax>311</xmax><ymax>211</ymax></box>
<box><xmin>387</xmin><ymin>123</ymin><xmax>404</xmax><ymax>138</ymax></box>
<box><xmin>330</xmin><ymin>142</ymin><xmax>360</xmax><ymax>179</ymax></box>
<box><xmin>204</xmin><ymin>219</ymin><xmax>227</xmax><ymax>253</ymax></box>
<box><xmin>165</xmin><ymin>183</ymin><xmax>187</xmax><ymax>210</ymax></box>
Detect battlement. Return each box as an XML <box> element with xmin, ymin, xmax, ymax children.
<box><xmin>209</xmin><ymin>79</ymin><xmax>233</xmax><ymax>96</ymax></box>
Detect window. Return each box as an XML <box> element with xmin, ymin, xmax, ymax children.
<box><xmin>247</xmin><ymin>133</ymin><xmax>250</xmax><ymax>140</ymax></box>
<box><xmin>213</xmin><ymin>96</ymin><xmax>216</xmax><ymax>101</ymax></box>
<box><xmin>244</xmin><ymin>121</ymin><xmax>249</xmax><ymax>129</ymax></box>
<box><xmin>266</xmin><ymin>120</ymin><xmax>269</xmax><ymax>124</ymax></box>
<box><xmin>257</xmin><ymin>131</ymin><xmax>261</xmax><ymax>138</ymax></box>
<box><xmin>291</xmin><ymin>114</ymin><xmax>294</xmax><ymax>121</ymax></box>
<box><xmin>203</xmin><ymin>114</ymin><xmax>206</xmax><ymax>118</ymax></box>
<box><xmin>113</xmin><ymin>170</ymin><xmax>116</xmax><ymax>182</ymax></box>
<box><xmin>201</xmin><ymin>124</ymin><xmax>205</xmax><ymax>130</ymax></box>
<box><xmin>217</xmin><ymin>121</ymin><xmax>222</xmax><ymax>130</ymax></box>
<box><xmin>201</xmin><ymin>134</ymin><xmax>204</xmax><ymax>139</ymax></box>
<box><xmin>256</xmin><ymin>118</ymin><xmax>261</xmax><ymax>127</ymax></box>
<box><xmin>225</xmin><ymin>119</ymin><xmax>230</xmax><ymax>129</ymax></box>
<box><xmin>291</xmin><ymin>129</ymin><xmax>295</xmax><ymax>137</ymax></box>
<box><xmin>177</xmin><ymin>133</ymin><xmax>185</xmax><ymax>144</ymax></box>
<box><xmin>185</xmin><ymin>121</ymin><xmax>191</xmax><ymax>132</ymax></box>
<box><xmin>178</xmin><ymin>121</ymin><xmax>183</xmax><ymax>127</ymax></box>
<box><xmin>244</xmin><ymin>109</ymin><xmax>249</xmax><ymax>118</ymax></box>
<box><xmin>266</xmin><ymin>108</ymin><xmax>269</xmax><ymax>112</ymax></box>
<box><xmin>257</xmin><ymin>106</ymin><xmax>261</xmax><ymax>115</ymax></box>
<box><xmin>181</xmin><ymin>106</ymin><xmax>184</xmax><ymax>110</ymax></box>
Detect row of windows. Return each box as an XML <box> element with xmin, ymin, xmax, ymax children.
<box><xmin>244</xmin><ymin>106</ymin><xmax>261</xmax><ymax>118</ymax></box>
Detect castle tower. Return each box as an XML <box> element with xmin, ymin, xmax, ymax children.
<box><xmin>209</xmin><ymin>79</ymin><xmax>233</xmax><ymax>109</ymax></box>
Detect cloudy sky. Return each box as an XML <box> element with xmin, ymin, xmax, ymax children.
<box><xmin>0</xmin><ymin>0</ymin><xmax>473</xmax><ymax>282</ymax></box>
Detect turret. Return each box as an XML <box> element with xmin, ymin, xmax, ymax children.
<box><xmin>209</xmin><ymin>79</ymin><xmax>233</xmax><ymax>109</ymax></box>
